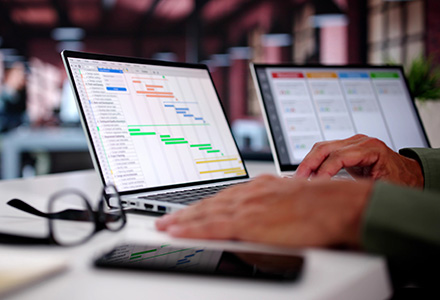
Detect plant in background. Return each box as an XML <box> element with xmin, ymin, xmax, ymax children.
<box><xmin>406</xmin><ymin>56</ymin><xmax>440</xmax><ymax>101</ymax></box>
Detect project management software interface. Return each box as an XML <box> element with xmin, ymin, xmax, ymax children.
<box><xmin>67</xmin><ymin>58</ymin><xmax>245</xmax><ymax>192</ymax></box>
<box><xmin>257</xmin><ymin>68</ymin><xmax>427</xmax><ymax>165</ymax></box>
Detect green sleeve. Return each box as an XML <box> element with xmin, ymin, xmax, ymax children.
<box><xmin>362</xmin><ymin>181</ymin><xmax>440</xmax><ymax>258</ymax></box>
<box><xmin>399</xmin><ymin>148</ymin><xmax>440</xmax><ymax>192</ymax></box>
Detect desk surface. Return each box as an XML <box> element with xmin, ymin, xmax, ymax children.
<box><xmin>0</xmin><ymin>162</ymin><xmax>391</xmax><ymax>300</ymax></box>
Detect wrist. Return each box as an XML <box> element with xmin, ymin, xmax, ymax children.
<box><xmin>403</xmin><ymin>157</ymin><xmax>424</xmax><ymax>189</ymax></box>
<box><xmin>337</xmin><ymin>180</ymin><xmax>374</xmax><ymax>247</ymax></box>
<box><xmin>310</xmin><ymin>179</ymin><xmax>374</xmax><ymax>247</ymax></box>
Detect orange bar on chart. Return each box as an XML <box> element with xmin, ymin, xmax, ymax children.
<box><xmin>133</xmin><ymin>80</ymin><xmax>141</xmax><ymax>83</ymax></box>
<box><xmin>306</xmin><ymin>72</ymin><xmax>338</xmax><ymax>79</ymax></box>
<box><xmin>145</xmin><ymin>85</ymin><xmax>164</xmax><ymax>88</ymax></box>
<box><xmin>136</xmin><ymin>91</ymin><xmax>174</xmax><ymax>95</ymax></box>
<box><xmin>145</xmin><ymin>95</ymin><xmax>175</xmax><ymax>98</ymax></box>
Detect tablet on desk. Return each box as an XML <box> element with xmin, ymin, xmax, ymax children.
<box><xmin>95</xmin><ymin>243</ymin><xmax>304</xmax><ymax>281</ymax></box>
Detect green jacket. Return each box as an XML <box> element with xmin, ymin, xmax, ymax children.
<box><xmin>362</xmin><ymin>148</ymin><xmax>440</xmax><ymax>258</ymax></box>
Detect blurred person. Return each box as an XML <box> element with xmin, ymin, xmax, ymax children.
<box><xmin>0</xmin><ymin>61</ymin><xmax>27</xmax><ymax>132</ymax></box>
<box><xmin>156</xmin><ymin>135</ymin><xmax>440</xmax><ymax>265</ymax></box>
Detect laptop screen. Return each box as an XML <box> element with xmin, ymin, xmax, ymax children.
<box><xmin>63</xmin><ymin>52</ymin><xmax>247</xmax><ymax>193</ymax></box>
<box><xmin>252</xmin><ymin>65</ymin><xmax>430</xmax><ymax>171</ymax></box>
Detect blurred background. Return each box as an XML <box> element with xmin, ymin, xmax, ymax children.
<box><xmin>0</xmin><ymin>0</ymin><xmax>438</xmax><ymax>179</ymax></box>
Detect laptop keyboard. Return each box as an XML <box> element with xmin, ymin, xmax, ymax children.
<box><xmin>138</xmin><ymin>183</ymin><xmax>239</xmax><ymax>205</ymax></box>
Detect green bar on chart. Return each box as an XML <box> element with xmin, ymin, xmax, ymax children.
<box><xmin>165</xmin><ymin>141</ymin><xmax>189</xmax><ymax>145</ymax></box>
<box><xmin>161</xmin><ymin>138</ymin><xmax>186</xmax><ymax>142</ymax></box>
<box><xmin>130</xmin><ymin>132</ymin><xmax>156</xmax><ymax>136</ymax></box>
<box><xmin>190</xmin><ymin>144</ymin><xmax>211</xmax><ymax>148</ymax></box>
<box><xmin>207</xmin><ymin>150</ymin><xmax>220</xmax><ymax>153</ymax></box>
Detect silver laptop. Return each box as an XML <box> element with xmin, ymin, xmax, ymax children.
<box><xmin>251</xmin><ymin>64</ymin><xmax>430</xmax><ymax>177</ymax></box>
<box><xmin>62</xmin><ymin>51</ymin><xmax>249</xmax><ymax>213</ymax></box>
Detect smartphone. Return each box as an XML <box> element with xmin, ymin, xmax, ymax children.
<box><xmin>94</xmin><ymin>243</ymin><xmax>304</xmax><ymax>281</ymax></box>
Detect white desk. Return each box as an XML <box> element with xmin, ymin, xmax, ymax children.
<box><xmin>0</xmin><ymin>162</ymin><xmax>392</xmax><ymax>300</ymax></box>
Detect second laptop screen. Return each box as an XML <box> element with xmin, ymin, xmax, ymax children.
<box><xmin>256</xmin><ymin>67</ymin><xmax>428</xmax><ymax>166</ymax></box>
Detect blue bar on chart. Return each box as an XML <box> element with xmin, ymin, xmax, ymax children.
<box><xmin>338</xmin><ymin>72</ymin><xmax>369</xmax><ymax>79</ymax></box>
<box><xmin>106</xmin><ymin>87</ymin><xmax>127</xmax><ymax>91</ymax></box>
<box><xmin>98</xmin><ymin>68</ymin><xmax>124</xmax><ymax>73</ymax></box>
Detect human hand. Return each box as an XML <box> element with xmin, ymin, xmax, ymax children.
<box><xmin>295</xmin><ymin>134</ymin><xmax>424</xmax><ymax>188</ymax></box>
<box><xmin>156</xmin><ymin>175</ymin><xmax>373</xmax><ymax>248</ymax></box>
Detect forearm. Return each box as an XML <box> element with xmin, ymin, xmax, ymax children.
<box><xmin>362</xmin><ymin>181</ymin><xmax>440</xmax><ymax>258</ymax></box>
<box><xmin>399</xmin><ymin>148</ymin><xmax>440</xmax><ymax>192</ymax></box>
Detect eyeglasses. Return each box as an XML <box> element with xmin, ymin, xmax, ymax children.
<box><xmin>0</xmin><ymin>185</ymin><xmax>126</xmax><ymax>246</ymax></box>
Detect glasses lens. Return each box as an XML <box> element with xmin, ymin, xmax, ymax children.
<box><xmin>103</xmin><ymin>185</ymin><xmax>125</xmax><ymax>231</ymax></box>
<box><xmin>49</xmin><ymin>192</ymin><xmax>95</xmax><ymax>246</ymax></box>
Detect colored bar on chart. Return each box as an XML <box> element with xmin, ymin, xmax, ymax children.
<box><xmin>130</xmin><ymin>132</ymin><xmax>156</xmax><ymax>136</ymax></box>
<box><xmin>128</xmin><ymin>129</ymin><xmax>141</xmax><ymax>132</ymax></box>
<box><xmin>129</xmin><ymin>256</ymin><xmax>142</xmax><ymax>260</ymax></box>
<box><xmin>165</xmin><ymin>141</ymin><xmax>189</xmax><ymax>145</ymax></box>
<box><xmin>131</xmin><ymin>249</ymin><xmax>157</xmax><ymax>256</ymax></box>
<box><xmin>131</xmin><ymin>77</ymin><xmax>167</xmax><ymax>81</ymax></box>
<box><xmin>195</xmin><ymin>158</ymin><xmax>238</xmax><ymax>164</ymax></box>
<box><xmin>194</xmin><ymin>118</ymin><xmax>203</xmax><ymax>120</ymax></box>
<box><xmin>175</xmin><ymin>108</ymin><xmax>189</xmax><ymax>111</ymax></box>
<box><xmin>161</xmin><ymin>138</ymin><xmax>186</xmax><ymax>142</ymax></box>
<box><xmin>198</xmin><ymin>147</ymin><xmax>212</xmax><ymax>150</ymax></box>
<box><xmin>128</xmin><ymin>124</ymin><xmax>209</xmax><ymax>127</ymax></box>
<box><xmin>200</xmin><ymin>167</ymin><xmax>242</xmax><ymax>174</ymax></box>
<box><xmin>145</xmin><ymin>95</ymin><xmax>175</xmax><ymax>98</ymax></box>
<box><xmin>164</xmin><ymin>105</ymin><xmax>174</xmax><ymax>107</ymax></box>
<box><xmin>190</xmin><ymin>144</ymin><xmax>211</xmax><ymax>147</ymax></box>
<box><xmin>145</xmin><ymin>85</ymin><xmax>164</xmax><ymax>88</ymax></box>
<box><xmin>132</xmin><ymin>80</ymin><xmax>141</xmax><ymax>83</ymax></box>
<box><xmin>136</xmin><ymin>91</ymin><xmax>173</xmax><ymax>95</ymax></box>
<box><xmin>176</xmin><ymin>111</ymin><xmax>186</xmax><ymax>114</ymax></box>
<box><xmin>127</xmin><ymin>248</ymin><xmax>194</xmax><ymax>263</ymax></box>
<box><xmin>98</xmin><ymin>68</ymin><xmax>123</xmax><ymax>73</ymax></box>
<box><xmin>207</xmin><ymin>150</ymin><xmax>220</xmax><ymax>153</ymax></box>
<box><xmin>338</xmin><ymin>72</ymin><xmax>369</xmax><ymax>79</ymax></box>
<box><xmin>106</xmin><ymin>87</ymin><xmax>127</xmax><ymax>91</ymax></box>
<box><xmin>224</xmin><ymin>169</ymin><xmax>245</xmax><ymax>175</ymax></box>
<box><xmin>370</xmin><ymin>72</ymin><xmax>399</xmax><ymax>79</ymax></box>
<box><xmin>306</xmin><ymin>72</ymin><xmax>337</xmax><ymax>79</ymax></box>
<box><xmin>183</xmin><ymin>114</ymin><xmax>194</xmax><ymax>117</ymax></box>
<box><xmin>160</xmin><ymin>135</ymin><xmax>171</xmax><ymax>138</ymax></box>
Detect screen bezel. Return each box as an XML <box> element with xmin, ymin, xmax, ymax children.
<box><xmin>62</xmin><ymin>50</ymin><xmax>249</xmax><ymax>196</ymax></box>
<box><xmin>252</xmin><ymin>63</ymin><xmax>431</xmax><ymax>172</ymax></box>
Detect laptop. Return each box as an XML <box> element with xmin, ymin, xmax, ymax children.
<box><xmin>251</xmin><ymin>64</ymin><xmax>430</xmax><ymax>177</ymax></box>
<box><xmin>62</xmin><ymin>51</ymin><xmax>249</xmax><ymax>213</ymax></box>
